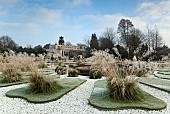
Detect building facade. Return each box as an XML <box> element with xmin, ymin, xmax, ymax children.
<box><xmin>46</xmin><ymin>36</ymin><xmax>86</xmax><ymax>59</ymax></box>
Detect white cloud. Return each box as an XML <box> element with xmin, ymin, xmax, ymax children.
<box><xmin>33</xmin><ymin>8</ymin><xmax>64</xmax><ymax>26</ymax></box>
<box><xmin>137</xmin><ymin>1</ymin><xmax>170</xmax><ymax>19</ymax></box>
<box><xmin>77</xmin><ymin>13</ymin><xmax>148</xmax><ymax>37</ymax></box>
<box><xmin>0</xmin><ymin>22</ymin><xmax>39</xmax><ymax>30</ymax></box>
<box><xmin>62</xmin><ymin>0</ymin><xmax>91</xmax><ymax>7</ymax></box>
<box><xmin>1</xmin><ymin>0</ymin><xmax>170</xmax><ymax>47</ymax></box>
<box><xmin>72</xmin><ymin>0</ymin><xmax>91</xmax><ymax>6</ymax></box>
<box><xmin>12</xmin><ymin>7</ymin><xmax>64</xmax><ymax>29</ymax></box>
<box><xmin>0</xmin><ymin>7</ymin><xmax>64</xmax><ymax>32</ymax></box>
<box><xmin>0</xmin><ymin>0</ymin><xmax>22</xmax><ymax>16</ymax></box>
<box><xmin>0</xmin><ymin>0</ymin><xmax>21</xmax><ymax>7</ymax></box>
<box><xmin>78</xmin><ymin>14</ymin><xmax>124</xmax><ymax>33</ymax></box>
<box><xmin>136</xmin><ymin>0</ymin><xmax>170</xmax><ymax>46</ymax></box>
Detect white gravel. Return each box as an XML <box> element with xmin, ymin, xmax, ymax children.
<box><xmin>0</xmin><ymin>76</ymin><xmax>170</xmax><ymax>114</ymax></box>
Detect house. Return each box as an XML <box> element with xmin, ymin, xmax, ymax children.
<box><xmin>46</xmin><ymin>36</ymin><xmax>86</xmax><ymax>59</ymax></box>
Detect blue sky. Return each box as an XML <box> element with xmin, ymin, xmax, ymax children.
<box><xmin>0</xmin><ymin>0</ymin><xmax>170</xmax><ymax>47</ymax></box>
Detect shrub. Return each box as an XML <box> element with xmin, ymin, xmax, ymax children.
<box><xmin>136</xmin><ymin>69</ymin><xmax>146</xmax><ymax>77</ymax></box>
<box><xmin>89</xmin><ymin>69</ymin><xmax>102</xmax><ymax>79</ymax></box>
<box><xmin>68</xmin><ymin>69</ymin><xmax>79</xmax><ymax>77</ymax></box>
<box><xmin>2</xmin><ymin>64</ymin><xmax>22</xmax><ymax>83</ymax></box>
<box><xmin>30</xmin><ymin>70</ymin><xmax>62</xmax><ymax>93</ymax></box>
<box><xmin>55</xmin><ymin>66</ymin><xmax>67</xmax><ymax>75</ymax></box>
<box><xmin>136</xmin><ymin>68</ymin><xmax>151</xmax><ymax>77</ymax></box>
<box><xmin>107</xmin><ymin>75</ymin><xmax>143</xmax><ymax>101</ymax></box>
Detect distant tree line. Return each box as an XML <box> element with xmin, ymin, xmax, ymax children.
<box><xmin>87</xmin><ymin>18</ymin><xmax>170</xmax><ymax>60</ymax></box>
<box><xmin>1</xmin><ymin>18</ymin><xmax>170</xmax><ymax>61</ymax></box>
<box><xmin>0</xmin><ymin>35</ymin><xmax>47</xmax><ymax>55</ymax></box>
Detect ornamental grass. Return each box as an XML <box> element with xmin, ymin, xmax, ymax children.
<box><xmin>90</xmin><ymin>50</ymin><xmax>144</xmax><ymax>101</ymax></box>
<box><xmin>30</xmin><ymin>69</ymin><xmax>62</xmax><ymax>93</ymax></box>
<box><xmin>2</xmin><ymin>64</ymin><xmax>22</xmax><ymax>83</ymax></box>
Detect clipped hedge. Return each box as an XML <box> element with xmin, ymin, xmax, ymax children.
<box><xmin>55</xmin><ymin>66</ymin><xmax>67</xmax><ymax>75</ymax></box>
<box><xmin>89</xmin><ymin>69</ymin><xmax>102</xmax><ymax>79</ymax></box>
<box><xmin>68</xmin><ymin>69</ymin><xmax>79</xmax><ymax>77</ymax></box>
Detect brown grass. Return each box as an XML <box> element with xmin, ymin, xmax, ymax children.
<box><xmin>29</xmin><ymin>69</ymin><xmax>62</xmax><ymax>93</ymax></box>
<box><xmin>90</xmin><ymin>50</ymin><xmax>143</xmax><ymax>101</ymax></box>
<box><xmin>2</xmin><ymin>64</ymin><xmax>22</xmax><ymax>83</ymax></box>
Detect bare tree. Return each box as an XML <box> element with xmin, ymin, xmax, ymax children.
<box><xmin>101</xmin><ymin>27</ymin><xmax>117</xmax><ymax>44</ymax></box>
<box><xmin>127</xmin><ymin>28</ymin><xmax>146</xmax><ymax>58</ymax></box>
<box><xmin>129</xmin><ymin>28</ymin><xmax>145</xmax><ymax>51</ymax></box>
<box><xmin>83</xmin><ymin>36</ymin><xmax>90</xmax><ymax>47</ymax></box>
<box><xmin>99</xmin><ymin>27</ymin><xmax>117</xmax><ymax>50</ymax></box>
<box><xmin>146</xmin><ymin>25</ymin><xmax>163</xmax><ymax>52</ymax></box>
<box><xmin>117</xmin><ymin>19</ymin><xmax>134</xmax><ymax>47</ymax></box>
<box><xmin>65</xmin><ymin>42</ymin><xmax>72</xmax><ymax>46</ymax></box>
<box><xmin>0</xmin><ymin>35</ymin><xmax>18</xmax><ymax>50</ymax></box>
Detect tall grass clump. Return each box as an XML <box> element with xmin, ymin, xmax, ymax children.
<box><xmin>30</xmin><ymin>69</ymin><xmax>62</xmax><ymax>93</ymax></box>
<box><xmin>107</xmin><ymin>64</ymin><xmax>143</xmax><ymax>101</ymax></box>
<box><xmin>2</xmin><ymin>64</ymin><xmax>22</xmax><ymax>83</ymax></box>
<box><xmin>107</xmin><ymin>74</ymin><xmax>143</xmax><ymax>101</ymax></box>
<box><xmin>18</xmin><ymin>57</ymin><xmax>36</xmax><ymax>72</ymax></box>
<box><xmin>37</xmin><ymin>61</ymin><xmax>48</xmax><ymax>68</ymax></box>
<box><xmin>90</xmin><ymin>50</ymin><xmax>115</xmax><ymax>76</ymax></box>
<box><xmin>90</xmin><ymin>50</ymin><xmax>143</xmax><ymax>101</ymax></box>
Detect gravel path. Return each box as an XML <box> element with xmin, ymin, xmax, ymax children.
<box><xmin>0</xmin><ymin>76</ymin><xmax>169</xmax><ymax>114</ymax></box>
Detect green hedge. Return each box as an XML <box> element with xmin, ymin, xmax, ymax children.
<box><xmin>89</xmin><ymin>69</ymin><xmax>102</xmax><ymax>79</ymax></box>
<box><xmin>68</xmin><ymin>69</ymin><xmax>79</xmax><ymax>77</ymax></box>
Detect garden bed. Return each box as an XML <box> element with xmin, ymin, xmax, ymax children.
<box><xmin>89</xmin><ymin>80</ymin><xmax>166</xmax><ymax>110</ymax></box>
<box><xmin>138</xmin><ymin>77</ymin><xmax>170</xmax><ymax>92</ymax></box>
<box><xmin>0</xmin><ymin>76</ymin><xmax>29</xmax><ymax>87</ymax></box>
<box><xmin>158</xmin><ymin>71</ymin><xmax>170</xmax><ymax>75</ymax></box>
<box><xmin>154</xmin><ymin>74</ymin><xmax>170</xmax><ymax>80</ymax></box>
<box><xmin>6</xmin><ymin>78</ymin><xmax>86</xmax><ymax>103</ymax></box>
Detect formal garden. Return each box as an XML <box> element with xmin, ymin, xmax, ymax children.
<box><xmin>0</xmin><ymin>50</ymin><xmax>169</xmax><ymax>114</ymax></box>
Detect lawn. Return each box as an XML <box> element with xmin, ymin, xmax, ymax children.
<box><xmin>154</xmin><ymin>73</ymin><xmax>170</xmax><ymax>80</ymax></box>
<box><xmin>0</xmin><ymin>70</ymin><xmax>59</xmax><ymax>87</ymax></box>
<box><xmin>0</xmin><ymin>75</ymin><xmax>29</xmax><ymax>87</ymax></box>
<box><xmin>6</xmin><ymin>78</ymin><xmax>86</xmax><ymax>103</ymax></box>
<box><xmin>158</xmin><ymin>71</ymin><xmax>170</xmax><ymax>75</ymax></box>
<box><xmin>89</xmin><ymin>80</ymin><xmax>166</xmax><ymax>110</ymax></box>
<box><xmin>138</xmin><ymin>77</ymin><xmax>170</xmax><ymax>92</ymax></box>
